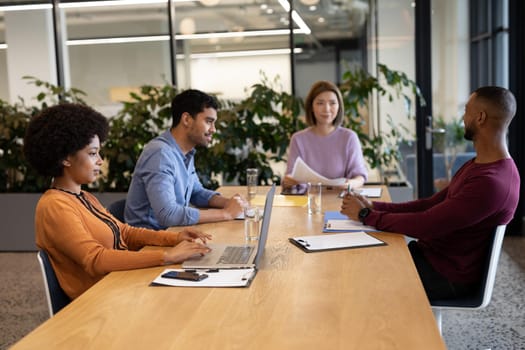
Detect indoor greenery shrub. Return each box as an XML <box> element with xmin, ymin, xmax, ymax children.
<box><xmin>340</xmin><ymin>63</ymin><xmax>425</xmax><ymax>171</ymax></box>
<box><xmin>0</xmin><ymin>76</ymin><xmax>86</xmax><ymax>192</ymax></box>
<box><xmin>0</xmin><ymin>64</ymin><xmax>422</xmax><ymax>193</ymax></box>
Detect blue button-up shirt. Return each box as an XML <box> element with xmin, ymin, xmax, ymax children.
<box><xmin>124</xmin><ymin>130</ymin><xmax>218</xmax><ymax>229</ymax></box>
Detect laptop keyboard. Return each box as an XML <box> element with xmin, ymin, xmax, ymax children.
<box><xmin>218</xmin><ymin>246</ymin><xmax>254</xmax><ymax>264</ymax></box>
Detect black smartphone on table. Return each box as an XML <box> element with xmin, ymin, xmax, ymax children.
<box><xmin>161</xmin><ymin>271</ymin><xmax>208</xmax><ymax>281</ymax></box>
<box><xmin>281</xmin><ymin>184</ymin><xmax>308</xmax><ymax>195</ymax></box>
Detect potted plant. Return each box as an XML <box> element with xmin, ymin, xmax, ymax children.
<box><xmin>98</xmin><ymin>84</ymin><xmax>177</xmax><ymax>192</ymax></box>
<box><xmin>432</xmin><ymin>116</ymin><xmax>473</xmax><ymax>188</ymax></box>
<box><xmin>339</xmin><ymin>63</ymin><xmax>425</xmax><ymax>180</ymax></box>
<box><xmin>100</xmin><ymin>74</ymin><xmax>304</xmax><ymax>192</ymax></box>
<box><xmin>196</xmin><ymin>74</ymin><xmax>304</xmax><ymax>188</ymax></box>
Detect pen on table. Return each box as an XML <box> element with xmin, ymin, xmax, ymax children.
<box><xmin>297</xmin><ymin>238</ymin><xmax>310</xmax><ymax>247</ymax></box>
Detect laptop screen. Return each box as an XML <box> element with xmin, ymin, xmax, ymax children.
<box><xmin>253</xmin><ymin>184</ymin><xmax>276</xmax><ymax>268</ymax></box>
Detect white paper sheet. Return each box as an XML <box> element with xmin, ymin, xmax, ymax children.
<box><xmin>290</xmin><ymin>157</ymin><xmax>346</xmax><ymax>187</ymax></box>
<box><xmin>324</xmin><ymin>219</ymin><xmax>376</xmax><ymax>232</ymax></box>
<box><xmin>355</xmin><ymin>187</ymin><xmax>382</xmax><ymax>198</ymax></box>
<box><xmin>151</xmin><ymin>268</ymin><xmax>255</xmax><ymax>287</ymax></box>
<box><xmin>291</xmin><ymin>232</ymin><xmax>385</xmax><ymax>251</ymax></box>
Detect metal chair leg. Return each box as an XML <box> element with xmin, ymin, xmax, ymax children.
<box><xmin>432</xmin><ymin>308</ymin><xmax>443</xmax><ymax>335</ymax></box>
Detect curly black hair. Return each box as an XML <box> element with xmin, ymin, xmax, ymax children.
<box><xmin>23</xmin><ymin>103</ymin><xmax>109</xmax><ymax>177</ymax></box>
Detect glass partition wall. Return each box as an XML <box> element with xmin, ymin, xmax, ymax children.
<box><xmin>1</xmin><ymin>0</ymin><xmax>474</xmax><ymax>198</ymax></box>
<box><xmin>0</xmin><ymin>0</ymin><xmax>367</xmax><ymax>106</ymax></box>
<box><xmin>64</xmin><ymin>2</ymin><xmax>172</xmax><ymax>107</ymax></box>
<box><xmin>0</xmin><ymin>20</ymin><xmax>7</xmax><ymax>101</ymax></box>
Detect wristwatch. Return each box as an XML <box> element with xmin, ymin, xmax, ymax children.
<box><xmin>358</xmin><ymin>207</ymin><xmax>371</xmax><ymax>222</ymax></box>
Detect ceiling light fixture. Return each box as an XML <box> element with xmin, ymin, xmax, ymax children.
<box><xmin>0</xmin><ymin>4</ymin><xmax>53</xmax><ymax>11</ymax></box>
<box><xmin>177</xmin><ymin>29</ymin><xmax>305</xmax><ymax>40</ymax></box>
<box><xmin>58</xmin><ymin>0</ymin><xmax>190</xmax><ymax>9</ymax></box>
<box><xmin>65</xmin><ymin>28</ymin><xmax>308</xmax><ymax>46</ymax></box>
<box><xmin>277</xmin><ymin>0</ymin><xmax>311</xmax><ymax>35</ymax></box>
<box><xmin>179</xmin><ymin>17</ymin><xmax>196</xmax><ymax>35</ymax></box>
<box><xmin>299</xmin><ymin>0</ymin><xmax>319</xmax><ymax>5</ymax></box>
<box><xmin>0</xmin><ymin>0</ymin><xmax>196</xmax><ymax>11</ymax></box>
<box><xmin>199</xmin><ymin>0</ymin><xmax>220</xmax><ymax>6</ymax></box>
<box><xmin>67</xmin><ymin>35</ymin><xmax>170</xmax><ymax>46</ymax></box>
<box><xmin>181</xmin><ymin>47</ymin><xmax>303</xmax><ymax>59</ymax></box>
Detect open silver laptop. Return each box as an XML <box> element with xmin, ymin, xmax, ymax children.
<box><xmin>182</xmin><ymin>184</ymin><xmax>276</xmax><ymax>269</ymax></box>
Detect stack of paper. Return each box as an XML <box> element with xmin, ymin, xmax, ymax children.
<box><xmin>290</xmin><ymin>157</ymin><xmax>346</xmax><ymax>187</ymax></box>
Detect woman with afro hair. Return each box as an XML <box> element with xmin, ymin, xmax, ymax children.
<box><xmin>24</xmin><ymin>103</ymin><xmax>211</xmax><ymax>300</ymax></box>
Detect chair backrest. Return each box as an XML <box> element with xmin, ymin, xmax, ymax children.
<box><xmin>37</xmin><ymin>250</ymin><xmax>71</xmax><ymax>317</ymax></box>
<box><xmin>431</xmin><ymin>225</ymin><xmax>506</xmax><ymax>309</ymax></box>
<box><xmin>107</xmin><ymin>198</ymin><xmax>126</xmax><ymax>222</ymax></box>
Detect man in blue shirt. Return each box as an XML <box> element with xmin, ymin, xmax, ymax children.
<box><xmin>125</xmin><ymin>89</ymin><xmax>245</xmax><ymax>229</ymax></box>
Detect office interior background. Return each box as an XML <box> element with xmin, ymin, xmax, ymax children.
<box><xmin>0</xmin><ymin>0</ymin><xmax>524</xmax><ymax>234</ymax></box>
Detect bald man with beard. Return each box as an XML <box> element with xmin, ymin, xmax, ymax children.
<box><xmin>341</xmin><ymin>86</ymin><xmax>520</xmax><ymax>301</ymax></box>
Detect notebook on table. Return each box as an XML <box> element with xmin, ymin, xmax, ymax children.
<box><xmin>182</xmin><ymin>184</ymin><xmax>276</xmax><ymax>269</ymax></box>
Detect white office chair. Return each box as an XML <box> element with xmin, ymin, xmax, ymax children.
<box><xmin>37</xmin><ymin>250</ymin><xmax>71</xmax><ymax>317</ymax></box>
<box><xmin>430</xmin><ymin>225</ymin><xmax>507</xmax><ymax>335</ymax></box>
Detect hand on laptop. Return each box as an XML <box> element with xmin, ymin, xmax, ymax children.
<box><xmin>163</xmin><ymin>240</ymin><xmax>212</xmax><ymax>264</ymax></box>
<box><xmin>178</xmin><ymin>228</ymin><xmax>212</xmax><ymax>244</ymax></box>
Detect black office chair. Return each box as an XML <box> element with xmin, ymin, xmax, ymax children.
<box><xmin>107</xmin><ymin>198</ymin><xmax>126</xmax><ymax>222</ymax></box>
<box><xmin>431</xmin><ymin>225</ymin><xmax>507</xmax><ymax>334</ymax></box>
<box><xmin>37</xmin><ymin>250</ymin><xmax>71</xmax><ymax>317</ymax></box>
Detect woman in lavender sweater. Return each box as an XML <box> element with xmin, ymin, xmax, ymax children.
<box><xmin>283</xmin><ymin>81</ymin><xmax>368</xmax><ymax>190</ymax></box>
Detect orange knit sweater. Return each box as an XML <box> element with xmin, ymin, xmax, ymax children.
<box><xmin>35</xmin><ymin>189</ymin><xmax>182</xmax><ymax>299</ymax></box>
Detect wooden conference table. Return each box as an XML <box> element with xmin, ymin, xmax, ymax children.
<box><xmin>12</xmin><ymin>186</ymin><xmax>445</xmax><ymax>349</ymax></box>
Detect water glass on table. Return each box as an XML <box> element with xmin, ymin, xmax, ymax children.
<box><xmin>246</xmin><ymin>168</ymin><xmax>258</xmax><ymax>199</ymax></box>
<box><xmin>307</xmin><ymin>182</ymin><xmax>322</xmax><ymax>215</ymax></box>
<box><xmin>244</xmin><ymin>205</ymin><xmax>261</xmax><ymax>243</ymax></box>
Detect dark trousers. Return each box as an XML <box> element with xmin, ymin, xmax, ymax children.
<box><xmin>408</xmin><ymin>241</ymin><xmax>475</xmax><ymax>301</ymax></box>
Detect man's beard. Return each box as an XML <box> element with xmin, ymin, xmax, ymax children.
<box><xmin>464</xmin><ymin>126</ymin><xmax>474</xmax><ymax>141</ymax></box>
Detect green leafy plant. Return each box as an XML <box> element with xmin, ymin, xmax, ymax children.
<box><xmin>0</xmin><ymin>76</ymin><xmax>86</xmax><ymax>192</ymax></box>
<box><xmin>196</xmin><ymin>74</ymin><xmax>304</xmax><ymax>188</ymax></box>
<box><xmin>433</xmin><ymin>116</ymin><xmax>467</xmax><ymax>153</ymax></box>
<box><xmin>98</xmin><ymin>84</ymin><xmax>178</xmax><ymax>191</ymax></box>
<box><xmin>433</xmin><ymin>116</ymin><xmax>471</xmax><ymax>180</ymax></box>
<box><xmin>0</xmin><ymin>64</ymin><xmax>422</xmax><ymax>193</ymax></box>
<box><xmin>100</xmin><ymin>75</ymin><xmax>303</xmax><ymax>191</ymax></box>
<box><xmin>339</xmin><ymin>63</ymin><xmax>425</xmax><ymax>171</ymax></box>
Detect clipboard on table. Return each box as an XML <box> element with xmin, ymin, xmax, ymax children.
<box><xmin>289</xmin><ymin>232</ymin><xmax>386</xmax><ymax>253</ymax></box>
<box><xmin>150</xmin><ymin>268</ymin><xmax>257</xmax><ymax>288</ymax></box>
<box><xmin>323</xmin><ymin>211</ymin><xmax>376</xmax><ymax>232</ymax></box>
